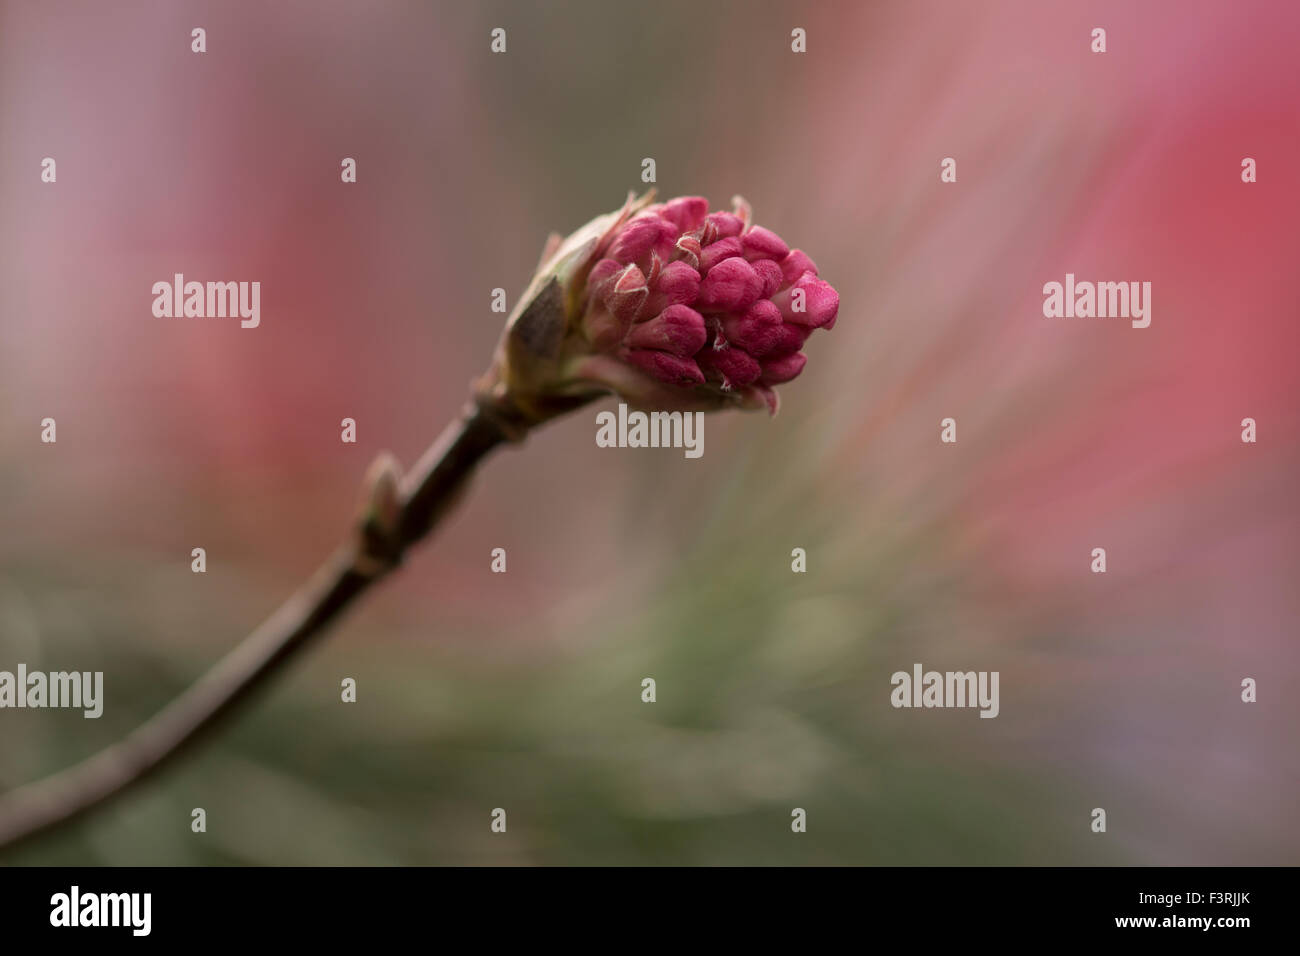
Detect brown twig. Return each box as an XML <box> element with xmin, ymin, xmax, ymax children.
<box><xmin>0</xmin><ymin>397</ymin><xmax>518</xmax><ymax>852</ymax></box>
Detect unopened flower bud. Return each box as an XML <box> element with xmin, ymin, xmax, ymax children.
<box><xmin>774</xmin><ymin>272</ymin><xmax>839</xmax><ymax>329</ymax></box>
<box><xmin>480</xmin><ymin>192</ymin><xmax>840</xmax><ymax>424</ymax></box>
<box><xmin>698</xmin><ymin>257</ymin><xmax>764</xmax><ymax>311</ymax></box>
<box><xmin>626</xmin><ymin>304</ymin><xmax>708</xmax><ymax>356</ymax></box>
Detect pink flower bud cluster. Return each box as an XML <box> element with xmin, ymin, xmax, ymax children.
<box><xmin>576</xmin><ymin>196</ymin><xmax>838</xmax><ymax>412</ymax></box>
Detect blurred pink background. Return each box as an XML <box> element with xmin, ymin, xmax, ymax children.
<box><xmin>1</xmin><ymin>0</ymin><xmax>1296</xmax><ymax>864</ymax></box>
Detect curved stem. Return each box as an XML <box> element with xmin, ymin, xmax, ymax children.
<box><xmin>0</xmin><ymin>402</ymin><xmax>510</xmax><ymax>852</ymax></box>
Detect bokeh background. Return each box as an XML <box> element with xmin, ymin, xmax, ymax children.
<box><xmin>1</xmin><ymin>0</ymin><xmax>1297</xmax><ymax>865</ymax></box>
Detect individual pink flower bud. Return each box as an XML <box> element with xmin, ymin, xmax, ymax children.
<box><xmin>659</xmin><ymin>196</ymin><xmax>709</xmax><ymax>233</ymax></box>
<box><xmin>697</xmin><ymin>257</ymin><xmax>764</xmax><ymax>311</ymax></box>
<box><xmin>755</xmin><ymin>321</ymin><xmax>811</xmax><ymax>357</ymax></box>
<box><xmin>699</xmin><ymin>237</ymin><xmax>743</xmax><ymax>274</ymax></box>
<box><xmin>626</xmin><ymin>304</ymin><xmax>708</xmax><ymax>356</ymax></box>
<box><xmin>487</xmin><ymin>191</ymin><xmax>838</xmax><ymax>421</ymax></box>
<box><xmin>643</xmin><ymin>260</ymin><xmax>701</xmax><ymax>317</ymax></box>
<box><xmin>742</xmin><ymin>226</ymin><xmax>789</xmax><ymax>262</ymax></box>
<box><xmin>703</xmin><ymin>211</ymin><xmax>745</xmax><ymax>242</ymax></box>
<box><xmin>608</xmin><ymin>214</ymin><xmax>674</xmax><ymax>267</ymax></box>
<box><xmin>759</xmin><ymin>351</ymin><xmax>807</xmax><ymax>385</ymax></box>
<box><xmin>624</xmin><ymin>348</ymin><xmax>705</xmax><ymax>386</ymax></box>
<box><xmin>753</xmin><ymin>259</ymin><xmax>784</xmax><ymax>299</ymax></box>
<box><xmin>698</xmin><ymin>344</ymin><xmax>762</xmax><ymax>388</ymax></box>
<box><xmin>779</xmin><ymin>249</ymin><xmax>819</xmax><ymax>285</ymax></box>
<box><xmin>773</xmin><ymin>272</ymin><xmax>839</xmax><ymax>328</ymax></box>
<box><xmin>720</xmin><ymin>300</ymin><xmax>783</xmax><ymax>356</ymax></box>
